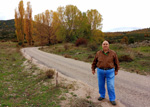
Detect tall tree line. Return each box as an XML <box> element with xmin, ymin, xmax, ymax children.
<box><xmin>15</xmin><ymin>0</ymin><xmax>103</xmax><ymax>46</ymax></box>
<box><xmin>15</xmin><ymin>0</ymin><xmax>33</xmax><ymax>46</ymax></box>
<box><xmin>34</xmin><ymin>5</ymin><xmax>103</xmax><ymax>45</ymax></box>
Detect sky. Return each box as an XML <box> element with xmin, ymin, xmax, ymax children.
<box><xmin>0</xmin><ymin>0</ymin><xmax>150</xmax><ymax>32</ymax></box>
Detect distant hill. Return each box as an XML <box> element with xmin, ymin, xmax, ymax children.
<box><xmin>105</xmin><ymin>27</ymin><xmax>142</xmax><ymax>32</ymax></box>
<box><xmin>104</xmin><ymin>28</ymin><xmax>150</xmax><ymax>43</ymax></box>
<box><xmin>0</xmin><ymin>19</ymin><xmax>16</xmax><ymax>40</ymax></box>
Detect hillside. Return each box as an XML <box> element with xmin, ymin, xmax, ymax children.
<box><xmin>104</xmin><ymin>28</ymin><xmax>150</xmax><ymax>43</ymax></box>
<box><xmin>0</xmin><ymin>19</ymin><xmax>16</xmax><ymax>40</ymax></box>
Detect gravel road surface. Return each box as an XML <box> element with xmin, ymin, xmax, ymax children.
<box><xmin>21</xmin><ymin>47</ymin><xmax>150</xmax><ymax>107</ymax></box>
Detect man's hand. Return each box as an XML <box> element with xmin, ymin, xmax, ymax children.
<box><xmin>92</xmin><ymin>70</ymin><xmax>95</xmax><ymax>75</ymax></box>
<box><xmin>115</xmin><ymin>72</ymin><xmax>118</xmax><ymax>75</ymax></box>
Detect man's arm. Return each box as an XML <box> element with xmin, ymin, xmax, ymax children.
<box><xmin>91</xmin><ymin>52</ymin><xmax>98</xmax><ymax>75</ymax></box>
<box><xmin>114</xmin><ymin>52</ymin><xmax>120</xmax><ymax>74</ymax></box>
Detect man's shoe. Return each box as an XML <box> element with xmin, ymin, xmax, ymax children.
<box><xmin>110</xmin><ymin>101</ymin><xmax>116</xmax><ymax>105</ymax></box>
<box><xmin>98</xmin><ymin>97</ymin><xmax>105</xmax><ymax>101</ymax></box>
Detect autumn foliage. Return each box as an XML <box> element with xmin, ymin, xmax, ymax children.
<box><xmin>15</xmin><ymin>0</ymin><xmax>25</xmax><ymax>46</ymax></box>
<box><xmin>24</xmin><ymin>2</ymin><xmax>33</xmax><ymax>45</ymax></box>
<box><xmin>15</xmin><ymin>1</ymin><xmax>103</xmax><ymax>46</ymax></box>
<box><xmin>15</xmin><ymin>0</ymin><xmax>33</xmax><ymax>46</ymax></box>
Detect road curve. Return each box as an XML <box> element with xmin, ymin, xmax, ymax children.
<box><xmin>21</xmin><ymin>47</ymin><xmax>150</xmax><ymax>107</ymax></box>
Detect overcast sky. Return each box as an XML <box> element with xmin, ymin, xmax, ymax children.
<box><xmin>0</xmin><ymin>0</ymin><xmax>150</xmax><ymax>32</ymax></box>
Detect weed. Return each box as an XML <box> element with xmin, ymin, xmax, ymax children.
<box><xmin>45</xmin><ymin>69</ymin><xmax>55</xmax><ymax>79</ymax></box>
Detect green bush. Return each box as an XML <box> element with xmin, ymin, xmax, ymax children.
<box><xmin>18</xmin><ymin>41</ymin><xmax>23</xmax><ymax>46</ymax></box>
<box><xmin>129</xmin><ymin>37</ymin><xmax>134</xmax><ymax>44</ymax></box>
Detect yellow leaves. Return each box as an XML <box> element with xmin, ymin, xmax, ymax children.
<box><xmin>24</xmin><ymin>1</ymin><xmax>33</xmax><ymax>45</ymax></box>
<box><xmin>14</xmin><ymin>0</ymin><xmax>33</xmax><ymax>45</ymax></box>
<box><xmin>92</xmin><ymin>30</ymin><xmax>104</xmax><ymax>44</ymax></box>
<box><xmin>14</xmin><ymin>0</ymin><xmax>25</xmax><ymax>45</ymax></box>
<box><xmin>87</xmin><ymin>9</ymin><xmax>102</xmax><ymax>30</ymax></box>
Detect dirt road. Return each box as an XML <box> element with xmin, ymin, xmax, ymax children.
<box><xmin>21</xmin><ymin>47</ymin><xmax>150</xmax><ymax>107</ymax></box>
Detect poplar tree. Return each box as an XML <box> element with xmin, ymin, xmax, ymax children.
<box><xmin>14</xmin><ymin>0</ymin><xmax>25</xmax><ymax>46</ymax></box>
<box><xmin>24</xmin><ymin>1</ymin><xmax>33</xmax><ymax>45</ymax></box>
<box><xmin>86</xmin><ymin>9</ymin><xmax>103</xmax><ymax>43</ymax></box>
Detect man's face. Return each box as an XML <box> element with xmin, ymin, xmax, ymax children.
<box><xmin>102</xmin><ymin>41</ymin><xmax>109</xmax><ymax>51</ymax></box>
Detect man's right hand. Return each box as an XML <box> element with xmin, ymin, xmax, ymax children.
<box><xmin>92</xmin><ymin>70</ymin><xmax>95</xmax><ymax>75</ymax></box>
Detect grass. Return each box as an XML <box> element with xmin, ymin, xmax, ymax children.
<box><xmin>0</xmin><ymin>42</ymin><xmax>68</xmax><ymax>106</ymax></box>
<box><xmin>0</xmin><ymin>41</ymin><xmax>100</xmax><ymax>107</ymax></box>
<box><xmin>110</xmin><ymin>44</ymin><xmax>150</xmax><ymax>75</ymax></box>
<box><xmin>40</xmin><ymin>43</ymin><xmax>150</xmax><ymax>75</ymax></box>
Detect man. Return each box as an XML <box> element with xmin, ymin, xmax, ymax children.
<box><xmin>91</xmin><ymin>40</ymin><xmax>119</xmax><ymax>105</ymax></box>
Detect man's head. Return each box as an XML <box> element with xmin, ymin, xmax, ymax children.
<box><xmin>102</xmin><ymin>40</ymin><xmax>109</xmax><ymax>51</ymax></box>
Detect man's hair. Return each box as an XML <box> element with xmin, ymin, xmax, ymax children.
<box><xmin>102</xmin><ymin>40</ymin><xmax>109</xmax><ymax>44</ymax></box>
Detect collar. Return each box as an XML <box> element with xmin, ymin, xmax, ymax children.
<box><xmin>102</xmin><ymin>49</ymin><xmax>110</xmax><ymax>55</ymax></box>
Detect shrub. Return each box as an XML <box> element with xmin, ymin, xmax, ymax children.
<box><xmin>18</xmin><ymin>41</ymin><xmax>23</xmax><ymax>46</ymax></box>
<box><xmin>64</xmin><ymin>54</ymin><xmax>72</xmax><ymax>58</ymax></box>
<box><xmin>88</xmin><ymin>42</ymin><xmax>98</xmax><ymax>51</ymax></box>
<box><xmin>118</xmin><ymin>55</ymin><xmax>133</xmax><ymax>62</ymax></box>
<box><xmin>45</xmin><ymin>69</ymin><xmax>55</xmax><ymax>78</ymax></box>
<box><xmin>87</xmin><ymin>54</ymin><xmax>94</xmax><ymax>59</ymax></box>
<box><xmin>75</xmin><ymin>38</ymin><xmax>87</xmax><ymax>47</ymax></box>
<box><xmin>129</xmin><ymin>37</ymin><xmax>134</xmax><ymax>44</ymax></box>
<box><xmin>121</xmin><ymin>36</ymin><xmax>128</xmax><ymax>44</ymax></box>
<box><xmin>64</xmin><ymin>44</ymin><xmax>69</xmax><ymax>50</ymax></box>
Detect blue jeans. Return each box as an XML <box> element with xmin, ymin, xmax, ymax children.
<box><xmin>97</xmin><ymin>68</ymin><xmax>116</xmax><ymax>101</ymax></box>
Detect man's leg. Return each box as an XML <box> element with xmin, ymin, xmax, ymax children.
<box><xmin>97</xmin><ymin>68</ymin><xmax>106</xmax><ymax>98</ymax></box>
<box><xmin>106</xmin><ymin>68</ymin><xmax>116</xmax><ymax>101</ymax></box>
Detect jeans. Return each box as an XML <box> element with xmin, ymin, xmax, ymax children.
<box><xmin>97</xmin><ymin>68</ymin><xmax>116</xmax><ymax>101</ymax></box>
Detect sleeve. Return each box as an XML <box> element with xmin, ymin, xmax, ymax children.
<box><xmin>114</xmin><ymin>52</ymin><xmax>120</xmax><ymax>72</ymax></box>
<box><xmin>91</xmin><ymin>52</ymin><xmax>98</xmax><ymax>71</ymax></box>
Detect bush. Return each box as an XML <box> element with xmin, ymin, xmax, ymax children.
<box><xmin>64</xmin><ymin>54</ymin><xmax>72</xmax><ymax>58</ymax></box>
<box><xmin>45</xmin><ymin>69</ymin><xmax>55</xmax><ymax>78</ymax></box>
<box><xmin>129</xmin><ymin>37</ymin><xmax>134</xmax><ymax>44</ymax></box>
<box><xmin>88</xmin><ymin>42</ymin><xmax>98</xmax><ymax>51</ymax></box>
<box><xmin>118</xmin><ymin>55</ymin><xmax>133</xmax><ymax>62</ymax></box>
<box><xmin>87</xmin><ymin>54</ymin><xmax>94</xmax><ymax>59</ymax></box>
<box><xmin>121</xmin><ymin>36</ymin><xmax>128</xmax><ymax>44</ymax></box>
<box><xmin>18</xmin><ymin>41</ymin><xmax>23</xmax><ymax>46</ymax></box>
<box><xmin>75</xmin><ymin>38</ymin><xmax>87</xmax><ymax>47</ymax></box>
<box><xmin>64</xmin><ymin>44</ymin><xmax>69</xmax><ymax>50</ymax></box>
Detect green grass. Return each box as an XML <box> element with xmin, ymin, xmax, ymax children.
<box><xmin>40</xmin><ymin>43</ymin><xmax>150</xmax><ymax>75</ymax></box>
<box><xmin>0</xmin><ymin>42</ymin><xmax>68</xmax><ymax>106</ymax></box>
<box><xmin>0</xmin><ymin>42</ymin><xmax>100</xmax><ymax>107</ymax></box>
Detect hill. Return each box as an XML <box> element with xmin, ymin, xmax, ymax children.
<box><xmin>104</xmin><ymin>28</ymin><xmax>150</xmax><ymax>43</ymax></box>
<box><xmin>0</xmin><ymin>19</ymin><xmax>16</xmax><ymax>40</ymax></box>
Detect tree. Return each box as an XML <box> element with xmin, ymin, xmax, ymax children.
<box><xmin>34</xmin><ymin>13</ymin><xmax>47</xmax><ymax>46</ymax></box>
<box><xmin>14</xmin><ymin>0</ymin><xmax>25</xmax><ymax>46</ymax></box>
<box><xmin>121</xmin><ymin>36</ymin><xmax>128</xmax><ymax>44</ymax></box>
<box><xmin>75</xmin><ymin>12</ymin><xmax>91</xmax><ymax>40</ymax></box>
<box><xmin>86</xmin><ymin>9</ymin><xmax>102</xmax><ymax>30</ymax></box>
<box><xmin>56</xmin><ymin>6</ymin><xmax>66</xmax><ymax>42</ymax></box>
<box><xmin>51</xmin><ymin>11</ymin><xmax>60</xmax><ymax>44</ymax></box>
<box><xmin>64</xmin><ymin>5</ymin><xmax>81</xmax><ymax>42</ymax></box>
<box><xmin>24</xmin><ymin>1</ymin><xmax>33</xmax><ymax>45</ymax></box>
<box><xmin>86</xmin><ymin>9</ymin><xmax>103</xmax><ymax>43</ymax></box>
<box><xmin>44</xmin><ymin>10</ymin><xmax>54</xmax><ymax>44</ymax></box>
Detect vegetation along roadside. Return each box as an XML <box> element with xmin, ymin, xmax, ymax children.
<box><xmin>0</xmin><ymin>42</ymin><xmax>101</xmax><ymax>107</ymax></box>
<box><xmin>40</xmin><ymin>41</ymin><xmax>150</xmax><ymax>75</ymax></box>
